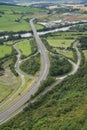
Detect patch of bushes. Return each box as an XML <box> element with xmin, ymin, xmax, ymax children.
<box><xmin>32</xmin><ymin>76</ymin><xmax>56</xmax><ymax>98</ymax></box>
<box><xmin>20</xmin><ymin>53</ymin><xmax>40</xmax><ymax>75</ymax></box>
<box><xmin>9</xmin><ymin>56</ymin><xmax>18</xmax><ymax>77</ymax></box>
<box><xmin>79</xmin><ymin>36</ymin><xmax>87</xmax><ymax>50</ymax></box>
<box><xmin>49</xmin><ymin>55</ymin><xmax>72</xmax><ymax>76</ymax></box>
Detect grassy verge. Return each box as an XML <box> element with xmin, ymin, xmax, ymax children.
<box><xmin>83</xmin><ymin>50</ymin><xmax>87</xmax><ymax>61</ymax></box>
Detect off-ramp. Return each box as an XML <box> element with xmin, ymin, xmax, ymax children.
<box><xmin>0</xmin><ymin>18</ymin><xmax>50</xmax><ymax>125</ymax></box>
<box><xmin>0</xmin><ymin>20</ymin><xmax>81</xmax><ymax>125</ymax></box>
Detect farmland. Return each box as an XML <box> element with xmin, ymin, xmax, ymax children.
<box><xmin>0</xmin><ymin>45</ymin><xmax>12</xmax><ymax>58</ymax></box>
<box><xmin>0</xmin><ymin>13</ymin><xmax>44</xmax><ymax>32</ymax></box>
<box><xmin>39</xmin><ymin>6</ymin><xmax>87</xmax><ymax>22</ymax></box>
<box><xmin>0</xmin><ymin>5</ymin><xmax>48</xmax><ymax>13</ymax></box>
<box><xmin>0</xmin><ymin>4</ymin><xmax>47</xmax><ymax>32</ymax></box>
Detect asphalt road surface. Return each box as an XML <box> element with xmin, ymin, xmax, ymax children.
<box><xmin>0</xmin><ymin>18</ymin><xmax>50</xmax><ymax>125</ymax></box>
<box><xmin>0</xmin><ymin>25</ymin><xmax>81</xmax><ymax>125</ymax></box>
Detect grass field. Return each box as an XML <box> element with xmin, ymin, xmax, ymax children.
<box><xmin>0</xmin><ymin>14</ymin><xmax>44</xmax><ymax>32</ymax></box>
<box><xmin>0</xmin><ymin>45</ymin><xmax>12</xmax><ymax>58</ymax></box>
<box><xmin>0</xmin><ymin>58</ymin><xmax>21</xmax><ymax>104</ymax></box>
<box><xmin>58</xmin><ymin>49</ymin><xmax>74</xmax><ymax>60</ymax></box>
<box><xmin>47</xmin><ymin>39</ymin><xmax>74</xmax><ymax>48</ymax></box>
<box><xmin>0</xmin><ymin>4</ymin><xmax>46</xmax><ymax>32</ymax></box>
<box><xmin>0</xmin><ymin>67</ymin><xmax>18</xmax><ymax>102</ymax></box>
<box><xmin>35</xmin><ymin>24</ymin><xmax>44</xmax><ymax>30</ymax></box>
<box><xmin>17</xmin><ymin>39</ymin><xmax>32</xmax><ymax>56</ymax></box>
<box><xmin>0</xmin><ymin>14</ymin><xmax>29</xmax><ymax>32</ymax></box>
<box><xmin>0</xmin><ymin>84</ymin><xmax>11</xmax><ymax>103</ymax></box>
<box><xmin>0</xmin><ymin>5</ymin><xmax>48</xmax><ymax>13</ymax></box>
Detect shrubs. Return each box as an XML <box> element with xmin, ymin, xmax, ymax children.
<box><xmin>49</xmin><ymin>55</ymin><xmax>72</xmax><ymax>76</ymax></box>
<box><xmin>20</xmin><ymin>53</ymin><xmax>40</xmax><ymax>75</ymax></box>
<box><xmin>30</xmin><ymin>38</ymin><xmax>38</xmax><ymax>54</ymax></box>
<box><xmin>9</xmin><ymin>56</ymin><xmax>18</xmax><ymax>77</ymax></box>
<box><xmin>32</xmin><ymin>76</ymin><xmax>55</xmax><ymax>98</ymax></box>
<box><xmin>79</xmin><ymin>36</ymin><xmax>87</xmax><ymax>50</ymax></box>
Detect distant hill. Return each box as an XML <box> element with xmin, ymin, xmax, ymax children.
<box><xmin>0</xmin><ymin>0</ymin><xmax>16</xmax><ymax>4</ymax></box>
<box><xmin>0</xmin><ymin>0</ymin><xmax>87</xmax><ymax>4</ymax></box>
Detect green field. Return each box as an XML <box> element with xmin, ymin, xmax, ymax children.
<box><xmin>0</xmin><ymin>58</ymin><xmax>21</xmax><ymax>104</ymax></box>
<box><xmin>17</xmin><ymin>40</ymin><xmax>32</xmax><ymax>56</ymax></box>
<box><xmin>0</xmin><ymin>14</ymin><xmax>29</xmax><ymax>32</ymax></box>
<box><xmin>44</xmin><ymin>32</ymin><xmax>87</xmax><ymax>61</ymax></box>
<box><xmin>0</xmin><ymin>14</ymin><xmax>44</xmax><ymax>32</ymax></box>
<box><xmin>58</xmin><ymin>50</ymin><xmax>74</xmax><ymax>59</ymax></box>
<box><xmin>0</xmin><ymin>66</ymin><xmax>18</xmax><ymax>102</ymax></box>
<box><xmin>0</xmin><ymin>4</ymin><xmax>46</xmax><ymax>32</ymax></box>
<box><xmin>0</xmin><ymin>5</ymin><xmax>48</xmax><ymax>13</ymax></box>
<box><xmin>0</xmin><ymin>84</ymin><xmax>11</xmax><ymax>103</ymax></box>
<box><xmin>35</xmin><ymin>24</ymin><xmax>44</xmax><ymax>30</ymax></box>
<box><xmin>47</xmin><ymin>39</ymin><xmax>74</xmax><ymax>48</ymax></box>
<box><xmin>0</xmin><ymin>45</ymin><xmax>12</xmax><ymax>58</ymax></box>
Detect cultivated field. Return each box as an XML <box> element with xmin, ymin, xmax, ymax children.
<box><xmin>0</xmin><ymin>4</ymin><xmax>46</xmax><ymax>32</ymax></box>
<box><xmin>0</xmin><ymin>45</ymin><xmax>12</xmax><ymax>58</ymax></box>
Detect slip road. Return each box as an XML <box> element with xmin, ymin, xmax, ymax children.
<box><xmin>0</xmin><ymin>18</ymin><xmax>50</xmax><ymax>125</ymax></box>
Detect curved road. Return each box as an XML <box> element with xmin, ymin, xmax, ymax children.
<box><xmin>30</xmin><ymin>41</ymin><xmax>81</xmax><ymax>102</ymax></box>
<box><xmin>0</xmin><ymin>42</ymin><xmax>25</xmax><ymax>109</ymax></box>
<box><xmin>0</xmin><ymin>22</ymin><xmax>81</xmax><ymax>125</ymax></box>
<box><xmin>0</xmin><ymin>18</ymin><xmax>50</xmax><ymax>125</ymax></box>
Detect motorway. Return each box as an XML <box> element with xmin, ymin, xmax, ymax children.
<box><xmin>0</xmin><ymin>22</ymin><xmax>81</xmax><ymax>125</ymax></box>
<box><xmin>0</xmin><ymin>18</ymin><xmax>50</xmax><ymax>125</ymax></box>
<box><xmin>30</xmin><ymin>41</ymin><xmax>81</xmax><ymax>105</ymax></box>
